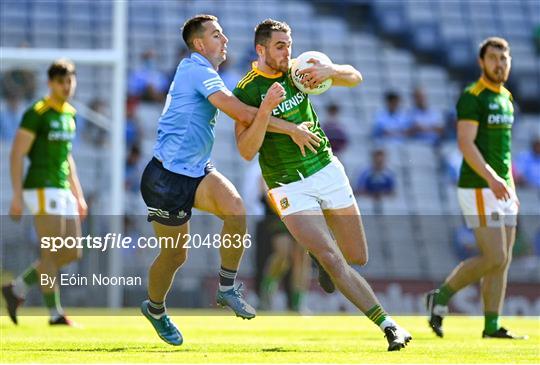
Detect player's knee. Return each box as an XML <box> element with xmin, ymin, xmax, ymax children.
<box><xmin>273</xmin><ymin>246</ymin><xmax>290</xmax><ymax>262</ymax></box>
<box><xmin>171</xmin><ymin>253</ymin><xmax>187</xmax><ymax>268</ymax></box>
<box><xmin>318</xmin><ymin>250</ymin><xmax>345</xmax><ymax>278</ymax></box>
<box><xmin>222</xmin><ymin>195</ymin><xmax>246</xmax><ymax>217</ymax></box>
<box><xmin>272</xmin><ymin>234</ymin><xmax>292</xmax><ymax>257</ymax></box>
<box><xmin>495</xmin><ymin>250</ymin><xmax>508</xmax><ymax>268</ymax></box>
<box><xmin>486</xmin><ymin>250</ymin><xmax>507</xmax><ymax>271</ymax></box>
<box><xmin>163</xmin><ymin>250</ymin><xmax>188</xmax><ymax>268</ymax></box>
<box><xmin>221</xmin><ymin>197</ymin><xmax>247</xmax><ymax>230</ymax></box>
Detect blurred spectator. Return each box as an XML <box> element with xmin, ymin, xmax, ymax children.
<box><xmin>219</xmin><ymin>57</ymin><xmax>242</xmax><ymax>90</ymax></box>
<box><xmin>241</xmin><ymin>158</ymin><xmax>265</xmax><ymax>218</ymax></box>
<box><xmin>257</xmin><ymin>180</ymin><xmax>310</xmax><ymax>312</ymax></box>
<box><xmin>372</xmin><ymin>91</ymin><xmax>409</xmax><ymax>142</ymax></box>
<box><xmin>514</xmin><ymin>136</ymin><xmax>540</xmax><ymax>189</ymax></box>
<box><xmin>124</xmin><ymin>144</ymin><xmax>145</xmax><ymax>215</ymax></box>
<box><xmin>534</xmin><ymin>25</ymin><xmax>540</xmax><ymax>55</ymax></box>
<box><xmin>442</xmin><ymin>144</ymin><xmax>463</xmax><ymax>183</ymax></box>
<box><xmin>128</xmin><ymin>49</ymin><xmax>169</xmax><ymax>103</ymax></box>
<box><xmin>354</xmin><ymin>149</ymin><xmax>396</xmax><ymax>200</ymax></box>
<box><xmin>534</xmin><ymin>228</ymin><xmax>540</xmax><ymax>259</ymax></box>
<box><xmin>246</xmin><ymin>163</ymin><xmax>310</xmax><ymax>312</ymax></box>
<box><xmin>322</xmin><ymin>103</ymin><xmax>349</xmax><ymax>157</ymax></box>
<box><xmin>125</xmin><ymin>144</ymin><xmax>143</xmax><ymax>193</ymax></box>
<box><xmin>0</xmin><ymin>95</ymin><xmax>24</xmax><ymax>141</ymax></box>
<box><xmin>510</xmin><ymin>222</ymin><xmax>538</xmax><ymax>273</ymax></box>
<box><xmin>126</xmin><ymin>97</ymin><xmax>143</xmax><ymax>151</ymax></box>
<box><xmin>251</xmin><ymin>165</ymin><xmax>273</xmax><ymax>300</ymax></box>
<box><xmin>1</xmin><ymin>64</ymin><xmax>36</xmax><ymax>100</ymax></box>
<box><xmin>513</xmin><ymin>226</ymin><xmax>534</xmax><ymax>258</ymax></box>
<box><xmin>453</xmin><ymin>223</ymin><xmax>478</xmax><ymax>261</ymax></box>
<box><xmin>242</xmin><ymin>46</ymin><xmax>258</xmax><ymax>71</ymax></box>
<box><xmin>168</xmin><ymin>47</ymin><xmax>189</xmax><ymax>83</ymax></box>
<box><xmin>80</xmin><ymin>98</ymin><xmax>108</xmax><ymax>147</ymax></box>
<box><xmin>442</xmin><ymin>109</ymin><xmax>458</xmax><ymax>141</ymax></box>
<box><xmin>406</xmin><ymin>87</ymin><xmax>444</xmax><ymax>145</ymax></box>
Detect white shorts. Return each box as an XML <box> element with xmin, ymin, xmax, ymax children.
<box><xmin>267</xmin><ymin>157</ymin><xmax>355</xmax><ymax>217</ymax></box>
<box><xmin>457</xmin><ymin>188</ymin><xmax>518</xmax><ymax>228</ymax></box>
<box><xmin>23</xmin><ymin>188</ymin><xmax>78</xmax><ymax>216</ymax></box>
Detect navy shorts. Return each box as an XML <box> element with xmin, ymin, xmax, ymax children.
<box><xmin>140</xmin><ymin>157</ymin><xmax>214</xmax><ymax>226</ymax></box>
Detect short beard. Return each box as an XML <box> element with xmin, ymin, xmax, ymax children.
<box><xmin>52</xmin><ymin>92</ymin><xmax>69</xmax><ymax>103</ymax></box>
<box><xmin>265</xmin><ymin>55</ymin><xmax>288</xmax><ymax>74</ymax></box>
<box><xmin>483</xmin><ymin>68</ymin><xmax>508</xmax><ymax>84</ymax></box>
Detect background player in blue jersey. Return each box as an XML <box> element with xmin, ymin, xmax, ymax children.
<box><xmin>139</xmin><ymin>14</ymin><xmax>318</xmax><ymax>346</ymax></box>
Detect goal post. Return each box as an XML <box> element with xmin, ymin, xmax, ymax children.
<box><xmin>0</xmin><ymin>1</ymin><xmax>127</xmax><ymax>308</ymax></box>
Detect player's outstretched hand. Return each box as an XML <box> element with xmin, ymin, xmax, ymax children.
<box><xmin>299</xmin><ymin>58</ymin><xmax>333</xmax><ymax>89</ymax></box>
<box><xmin>9</xmin><ymin>195</ymin><xmax>23</xmax><ymax>221</ymax></box>
<box><xmin>291</xmin><ymin>122</ymin><xmax>321</xmax><ymax>157</ymax></box>
<box><xmin>488</xmin><ymin>174</ymin><xmax>512</xmax><ymax>201</ymax></box>
<box><xmin>262</xmin><ymin>82</ymin><xmax>286</xmax><ymax>111</ymax></box>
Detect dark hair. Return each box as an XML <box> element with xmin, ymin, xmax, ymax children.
<box><xmin>254</xmin><ymin>19</ymin><xmax>291</xmax><ymax>48</ymax></box>
<box><xmin>48</xmin><ymin>59</ymin><xmax>75</xmax><ymax>80</ymax></box>
<box><xmin>479</xmin><ymin>37</ymin><xmax>510</xmax><ymax>59</ymax></box>
<box><xmin>327</xmin><ymin>103</ymin><xmax>340</xmax><ymax>113</ymax></box>
<box><xmin>384</xmin><ymin>91</ymin><xmax>399</xmax><ymax>102</ymax></box>
<box><xmin>130</xmin><ymin>144</ymin><xmax>141</xmax><ymax>156</ymax></box>
<box><xmin>182</xmin><ymin>14</ymin><xmax>218</xmax><ymax>50</ymax></box>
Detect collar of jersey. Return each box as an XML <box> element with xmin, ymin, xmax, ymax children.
<box><xmin>191</xmin><ymin>52</ymin><xmax>213</xmax><ymax>68</ymax></box>
<box><xmin>252</xmin><ymin>62</ymin><xmax>283</xmax><ymax>79</ymax></box>
<box><xmin>479</xmin><ymin>76</ymin><xmax>503</xmax><ymax>94</ymax></box>
<box><xmin>45</xmin><ymin>96</ymin><xmax>74</xmax><ymax>113</ymax></box>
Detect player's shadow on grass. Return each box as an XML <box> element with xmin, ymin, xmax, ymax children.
<box><xmin>9</xmin><ymin>346</ymin><xmax>177</xmax><ymax>353</ymax></box>
<box><xmin>261</xmin><ymin>347</ymin><xmax>323</xmax><ymax>353</ymax></box>
<box><xmin>11</xmin><ymin>346</ymin><xmax>327</xmax><ymax>354</ymax></box>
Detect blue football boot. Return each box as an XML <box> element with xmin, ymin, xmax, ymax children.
<box><xmin>216</xmin><ymin>283</ymin><xmax>256</xmax><ymax>319</ymax></box>
<box><xmin>141</xmin><ymin>300</ymin><xmax>183</xmax><ymax>346</ymax></box>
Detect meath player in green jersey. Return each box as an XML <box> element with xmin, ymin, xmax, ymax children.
<box><xmin>233</xmin><ymin>19</ymin><xmax>412</xmax><ymax>351</ymax></box>
<box><xmin>427</xmin><ymin>38</ymin><xmax>527</xmax><ymax>339</ymax></box>
<box><xmin>2</xmin><ymin>59</ymin><xmax>87</xmax><ymax>326</ymax></box>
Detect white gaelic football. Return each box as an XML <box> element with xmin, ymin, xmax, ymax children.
<box><xmin>290</xmin><ymin>51</ymin><xmax>333</xmax><ymax>95</ymax></box>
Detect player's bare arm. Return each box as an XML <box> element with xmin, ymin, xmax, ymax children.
<box><xmin>235</xmin><ymin>82</ymin><xmax>286</xmax><ymax>160</ymax></box>
<box><xmin>457</xmin><ymin>120</ymin><xmax>511</xmax><ymax>200</ymax></box>
<box><xmin>208</xmin><ymin>89</ymin><xmax>320</xmax><ymax>151</ymax></box>
<box><xmin>67</xmin><ymin>154</ymin><xmax>88</xmax><ymax>219</ymax></box>
<box><xmin>9</xmin><ymin>128</ymin><xmax>35</xmax><ymax>220</ymax></box>
<box><xmin>299</xmin><ymin>59</ymin><xmax>362</xmax><ymax>89</ymax></box>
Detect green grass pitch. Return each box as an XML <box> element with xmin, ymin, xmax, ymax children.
<box><xmin>1</xmin><ymin>309</ymin><xmax>538</xmax><ymax>363</ymax></box>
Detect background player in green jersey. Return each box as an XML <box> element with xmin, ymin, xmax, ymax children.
<box><xmin>233</xmin><ymin>19</ymin><xmax>412</xmax><ymax>351</ymax></box>
<box><xmin>2</xmin><ymin>60</ymin><xmax>87</xmax><ymax>326</ymax></box>
<box><xmin>427</xmin><ymin>38</ymin><xmax>527</xmax><ymax>340</ymax></box>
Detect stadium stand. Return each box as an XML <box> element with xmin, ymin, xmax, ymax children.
<box><xmin>1</xmin><ymin>0</ymin><xmax>538</xmax><ymax>307</ymax></box>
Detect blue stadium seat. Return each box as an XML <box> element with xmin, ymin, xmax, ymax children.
<box><xmin>374</xmin><ymin>2</ymin><xmax>407</xmax><ymax>37</ymax></box>
<box><xmin>410</xmin><ymin>23</ymin><xmax>440</xmax><ymax>56</ymax></box>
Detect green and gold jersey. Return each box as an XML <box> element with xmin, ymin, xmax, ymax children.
<box><xmin>20</xmin><ymin>97</ymin><xmax>76</xmax><ymax>189</ymax></box>
<box><xmin>456</xmin><ymin>77</ymin><xmax>514</xmax><ymax>188</ymax></box>
<box><xmin>233</xmin><ymin>62</ymin><xmax>333</xmax><ymax>189</ymax></box>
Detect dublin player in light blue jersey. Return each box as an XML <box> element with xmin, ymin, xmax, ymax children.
<box><xmin>139</xmin><ymin>14</ymin><xmax>320</xmax><ymax>346</ymax></box>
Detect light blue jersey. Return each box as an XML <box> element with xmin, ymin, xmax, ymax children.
<box><xmin>153</xmin><ymin>52</ymin><xmax>228</xmax><ymax>177</ymax></box>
